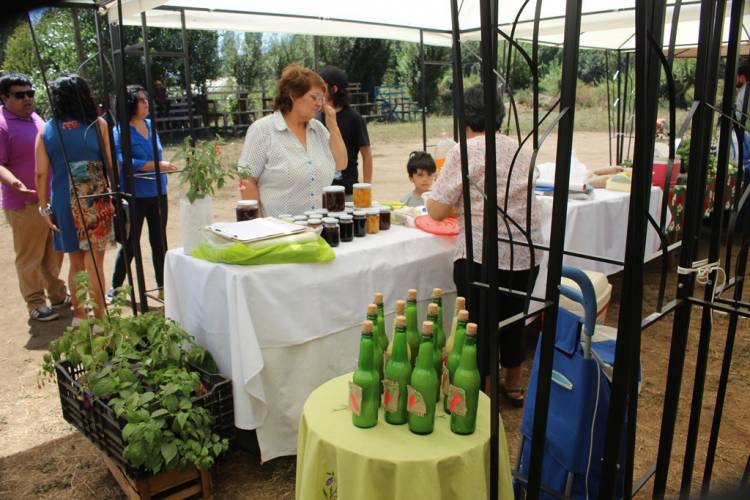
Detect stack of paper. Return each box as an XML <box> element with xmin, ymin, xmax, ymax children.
<box><xmin>207</xmin><ymin>217</ymin><xmax>305</xmax><ymax>243</ymax></box>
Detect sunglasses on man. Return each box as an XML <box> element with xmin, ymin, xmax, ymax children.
<box><xmin>6</xmin><ymin>90</ymin><xmax>35</xmax><ymax>99</ymax></box>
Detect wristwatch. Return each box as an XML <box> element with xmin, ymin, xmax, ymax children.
<box><xmin>38</xmin><ymin>203</ymin><xmax>53</xmax><ymax>217</ymax></box>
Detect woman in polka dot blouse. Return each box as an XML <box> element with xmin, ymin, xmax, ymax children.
<box><xmin>238</xmin><ymin>64</ymin><xmax>347</xmax><ymax>216</ymax></box>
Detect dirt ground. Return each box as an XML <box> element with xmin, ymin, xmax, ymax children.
<box><xmin>0</xmin><ymin>128</ymin><xmax>748</xmax><ymax>499</ymax></box>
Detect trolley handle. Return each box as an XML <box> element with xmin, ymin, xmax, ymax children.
<box><xmin>560</xmin><ymin>265</ymin><xmax>598</xmax><ymax>358</ymax></box>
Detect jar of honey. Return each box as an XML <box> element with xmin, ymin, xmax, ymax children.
<box><xmin>322</xmin><ymin>185</ymin><xmax>346</xmax><ymax>212</ymax></box>
<box><xmin>366</xmin><ymin>208</ymin><xmax>380</xmax><ymax>234</ymax></box>
<box><xmin>353</xmin><ymin>183</ymin><xmax>372</xmax><ymax>208</ymax></box>
<box><xmin>236</xmin><ymin>200</ymin><xmax>259</xmax><ymax>221</ymax></box>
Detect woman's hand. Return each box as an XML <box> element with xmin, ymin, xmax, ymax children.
<box><xmin>159</xmin><ymin>161</ymin><xmax>178</xmax><ymax>172</ymax></box>
<box><xmin>323</xmin><ymin>104</ymin><xmax>337</xmax><ymax>124</ymax></box>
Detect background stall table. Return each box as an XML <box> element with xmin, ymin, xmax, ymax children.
<box><xmin>165</xmin><ymin>226</ymin><xmax>457</xmax><ymax>461</ymax></box>
<box><xmin>295</xmin><ymin>373</ymin><xmax>513</xmax><ymax>500</ymax></box>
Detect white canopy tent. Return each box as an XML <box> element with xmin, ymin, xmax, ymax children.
<box><xmin>104</xmin><ymin>0</ymin><xmax>750</xmax><ymax>50</ymax></box>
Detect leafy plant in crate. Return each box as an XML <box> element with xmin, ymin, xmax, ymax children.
<box><xmin>177</xmin><ymin>135</ymin><xmax>237</xmax><ymax>253</ymax></box>
<box><xmin>42</xmin><ymin>273</ymin><xmax>231</xmax><ymax>475</ymax></box>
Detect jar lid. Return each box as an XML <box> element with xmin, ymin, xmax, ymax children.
<box><xmin>379</xmin><ymin>206</ymin><xmax>391</xmax><ymax>213</ymax></box>
<box><xmin>366</xmin><ymin>208</ymin><xmax>381</xmax><ymax>215</ymax></box>
<box><xmin>339</xmin><ymin>214</ymin><xmax>353</xmax><ymax>221</ymax></box>
<box><xmin>314</xmin><ymin>209</ymin><xmax>329</xmax><ymax>215</ymax></box>
<box><xmin>322</xmin><ymin>217</ymin><xmax>338</xmax><ymax>224</ymax></box>
<box><xmin>328</xmin><ymin>211</ymin><xmax>347</xmax><ymax>218</ymax></box>
<box><xmin>293</xmin><ymin>215</ymin><xmax>308</xmax><ymax>221</ymax></box>
<box><xmin>236</xmin><ymin>199</ymin><xmax>258</xmax><ymax>207</ymax></box>
<box><xmin>353</xmin><ymin>183</ymin><xmax>371</xmax><ymax>189</ymax></box>
<box><xmin>304</xmin><ymin>210</ymin><xmax>318</xmax><ymax>217</ymax></box>
<box><xmin>308</xmin><ymin>218</ymin><xmax>322</xmax><ymax>224</ymax></box>
<box><xmin>323</xmin><ymin>185</ymin><xmax>345</xmax><ymax>193</ymax></box>
<box><xmin>278</xmin><ymin>214</ymin><xmax>292</xmax><ymax>218</ymax></box>
<box><xmin>353</xmin><ymin>210</ymin><xmax>366</xmax><ymax>216</ymax></box>
<box><xmin>345</xmin><ymin>201</ymin><xmax>354</xmax><ymax>208</ymax></box>
<box><xmin>294</xmin><ymin>221</ymin><xmax>308</xmax><ymax>226</ymax></box>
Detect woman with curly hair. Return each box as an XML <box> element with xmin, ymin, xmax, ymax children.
<box><xmin>35</xmin><ymin>74</ymin><xmax>114</xmax><ymax>320</ymax></box>
<box><xmin>238</xmin><ymin>64</ymin><xmax>347</xmax><ymax>216</ymax></box>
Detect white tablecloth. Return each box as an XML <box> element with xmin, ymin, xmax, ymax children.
<box><xmin>165</xmin><ymin>226</ymin><xmax>457</xmax><ymax>461</ymax></box>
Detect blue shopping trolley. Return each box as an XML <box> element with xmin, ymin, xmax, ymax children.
<box><xmin>514</xmin><ymin>266</ymin><xmax>630</xmax><ymax>499</ymax></box>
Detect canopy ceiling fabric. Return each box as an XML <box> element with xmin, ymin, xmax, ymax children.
<box><xmin>105</xmin><ymin>0</ymin><xmax>750</xmax><ymax>50</ymax></box>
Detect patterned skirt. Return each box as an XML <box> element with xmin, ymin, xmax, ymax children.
<box><xmin>68</xmin><ymin>160</ymin><xmax>114</xmax><ymax>252</ymax></box>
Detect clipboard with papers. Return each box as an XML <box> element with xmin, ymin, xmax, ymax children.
<box><xmin>207</xmin><ymin>217</ymin><xmax>306</xmax><ymax>243</ymax></box>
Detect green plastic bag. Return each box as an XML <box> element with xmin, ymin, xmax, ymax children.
<box><xmin>191</xmin><ymin>232</ymin><xmax>335</xmax><ymax>265</ymax></box>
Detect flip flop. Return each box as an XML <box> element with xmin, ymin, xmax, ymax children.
<box><xmin>501</xmin><ymin>386</ymin><xmax>525</xmax><ymax>408</ymax></box>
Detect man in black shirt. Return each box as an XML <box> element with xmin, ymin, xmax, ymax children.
<box><xmin>318</xmin><ymin>66</ymin><xmax>373</xmax><ymax>196</ymax></box>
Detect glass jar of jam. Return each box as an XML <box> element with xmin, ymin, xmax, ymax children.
<box><xmin>322</xmin><ymin>185</ymin><xmax>346</xmax><ymax>212</ymax></box>
<box><xmin>353</xmin><ymin>183</ymin><xmax>372</xmax><ymax>208</ymax></box>
<box><xmin>379</xmin><ymin>206</ymin><xmax>391</xmax><ymax>230</ymax></box>
<box><xmin>236</xmin><ymin>200</ymin><xmax>259</xmax><ymax>221</ymax></box>
<box><xmin>366</xmin><ymin>208</ymin><xmax>380</xmax><ymax>234</ymax></box>
<box><xmin>353</xmin><ymin>210</ymin><xmax>367</xmax><ymax>237</ymax></box>
<box><xmin>339</xmin><ymin>214</ymin><xmax>354</xmax><ymax>242</ymax></box>
<box><xmin>307</xmin><ymin>217</ymin><xmax>323</xmax><ymax>229</ymax></box>
<box><xmin>321</xmin><ymin>217</ymin><xmax>341</xmax><ymax>247</ymax></box>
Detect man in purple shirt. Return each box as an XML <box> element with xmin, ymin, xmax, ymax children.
<box><xmin>0</xmin><ymin>73</ymin><xmax>68</xmax><ymax>322</ymax></box>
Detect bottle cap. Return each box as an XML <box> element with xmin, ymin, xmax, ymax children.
<box><xmin>362</xmin><ymin>320</ymin><xmax>373</xmax><ymax>333</ymax></box>
<box><xmin>456</xmin><ymin>296</ymin><xmax>466</xmax><ymax>310</ymax></box>
<box><xmin>367</xmin><ymin>303</ymin><xmax>377</xmax><ymax>315</ymax></box>
<box><xmin>428</xmin><ymin>302</ymin><xmax>438</xmax><ymax>315</ymax></box>
<box><xmin>432</xmin><ymin>288</ymin><xmax>443</xmax><ymax>298</ymax></box>
<box><xmin>236</xmin><ymin>199</ymin><xmax>258</xmax><ymax>207</ymax></box>
<box><xmin>466</xmin><ymin>323</ymin><xmax>478</xmax><ymax>336</ymax></box>
<box><xmin>395</xmin><ymin>315</ymin><xmax>406</xmax><ymax>328</ymax></box>
<box><xmin>395</xmin><ymin>299</ymin><xmax>406</xmax><ymax>314</ymax></box>
<box><xmin>374</xmin><ymin>292</ymin><xmax>384</xmax><ymax>304</ymax></box>
<box><xmin>422</xmin><ymin>321</ymin><xmax>433</xmax><ymax>336</ymax></box>
<box><xmin>407</xmin><ymin>289</ymin><xmax>417</xmax><ymax>300</ymax></box>
<box><xmin>458</xmin><ymin>309</ymin><xmax>469</xmax><ymax>321</ymax></box>
<box><xmin>323</xmin><ymin>185</ymin><xmax>345</xmax><ymax>193</ymax></box>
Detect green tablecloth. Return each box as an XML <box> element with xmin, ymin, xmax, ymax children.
<box><xmin>295</xmin><ymin>373</ymin><xmax>514</xmax><ymax>500</ymax></box>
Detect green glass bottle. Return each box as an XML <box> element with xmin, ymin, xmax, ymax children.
<box><xmin>431</xmin><ymin>288</ymin><xmax>446</xmax><ymax>354</ymax></box>
<box><xmin>450</xmin><ymin>322</ymin><xmax>481</xmax><ymax>435</ymax></box>
<box><xmin>366</xmin><ymin>304</ymin><xmax>384</xmax><ymax>403</ymax></box>
<box><xmin>352</xmin><ymin>320</ymin><xmax>379</xmax><ymax>428</ymax></box>
<box><xmin>405</xmin><ymin>289</ymin><xmax>420</xmax><ymax>368</ymax></box>
<box><xmin>445</xmin><ymin>296</ymin><xmax>466</xmax><ymax>355</ymax></box>
<box><xmin>444</xmin><ymin>309</ymin><xmax>469</xmax><ymax>413</ymax></box>
<box><xmin>386</xmin><ymin>300</ymin><xmax>411</xmax><ymax>363</ymax></box>
<box><xmin>384</xmin><ymin>315</ymin><xmax>412</xmax><ymax>425</ymax></box>
<box><xmin>426</xmin><ymin>302</ymin><xmax>443</xmax><ymax>403</ymax></box>
<box><xmin>373</xmin><ymin>292</ymin><xmax>388</xmax><ymax>352</ymax></box>
<box><xmin>408</xmin><ymin>321</ymin><xmax>438</xmax><ymax>435</ymax></box>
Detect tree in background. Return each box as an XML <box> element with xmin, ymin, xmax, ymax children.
<box><xmin>236</xmin><ymin>33</ymin><xmax>264</xmax><ymax>91</ymax></box>
<box><xmin>263</xmin><ymin>34</ymin><xmax>313</xmax><ymax>81</ymax></box>
<box><xmin>318</xmin><ymin>37</ymin><xmax>394</xmax><ymax>95</ymax></box>
<box><xmin>388</xmin><ymin>42</ymin><xmax>451</xmax><ymax>113</ymax></box>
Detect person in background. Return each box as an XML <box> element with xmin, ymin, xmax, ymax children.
<box><xmin>317</xmin><ymin>65</ymin><xmax>372</xmax><ymax>198</ymax></box>
<box><xmin>400</xmin><ymin>151</ymin><xmax>436</xmax><ymax>207</ymax></box>
<box><xmin>0</xmin><ymin>73</ymin><xmax>69</xmax><ymax>322</ymax></box>
<box><xmin>426</xmin><ymin>84</ymin><xmax>542</xmax><ymax>407</ymax></box>
<box><xmin>238</xmin><ymin>64</ymin><xmax>347</xmax><ymax>216</ymax></box>
<box><xmin>109</xmin><ymin>85</ymin><xmax>177</xmax><ymax>302</ymax></box>
<box><xmin>35</xmin><ymin>74</ymin><xmax>114</xmax><ymax>321</ymax></box>
<box><xmin>153</xmin><ymin>80</ymin><xmax>169</xmax><ymax>116</ymax></box>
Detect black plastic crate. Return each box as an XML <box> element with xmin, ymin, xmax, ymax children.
<box><xmin>55</xmin><ymin>360</ymin><xmax>234</xmax><ymax>478</ymax></box>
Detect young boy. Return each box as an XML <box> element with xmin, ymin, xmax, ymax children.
<box><xmin>400</xmin><ymin>151</ymin><xmax>436</xmax><ymax>207</ymax></box>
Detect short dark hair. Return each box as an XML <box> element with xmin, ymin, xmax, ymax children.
<box><xmin>318</xmin><ymin>65</ymin><xmax>349</xmax><ymax>108</ymax></box>
<box><xmin>738</xmin><ymin>65</ymin><xmax>749</xmax><ymax>79</ymax></box>
<box><xmin>0</xmin><ymin>73</ymin><xmax>32</xmax><ymax>99</ymax></box>
<box><xmin>407</xmin><ymin>151</ymin><xmax>436</xmax><ymax>177</ymax></box>
<box><xmin>123</xmin><ymin>84</ymin><xmax>146</xmax><ymax>121</ymax></box>
<box><xmin>49</xmin><ymin>74</ymin><xmax>97</xmax><ymax>123</ymax></box>
<box><xmin>463</xmin><ymin>84</ymin><xmax>505</xmax><ymax>133</ymax></box>
<box><xmin>273</xmin><ymin>64</ymin><xmax>327</xmax><ymax>114</ymax></box>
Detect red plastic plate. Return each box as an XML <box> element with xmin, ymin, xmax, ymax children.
<box><xmin>415</xmin><ymin>215</ymin><xmax>459</xmax><ymax>235</ymax></box>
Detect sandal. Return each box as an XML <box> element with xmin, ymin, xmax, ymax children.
<box><xmin>501</xmin><ymin>386</ymin><xmax>525</xmax><ymax>408</ymax></box>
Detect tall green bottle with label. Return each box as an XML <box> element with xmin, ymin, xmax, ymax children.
<box><xmin>444</xmin><ymin>309</ymin><xmax>469</xmax><ymax>413</ymax></box>
<box><xmin>386</xmin><ymin>300</ymin><xmax>411</xmax><ymax>363</ymax></box>
<box><xmin>366</xmin><ymin>304</ymin><xmax>384</xmax><ymax>403</ymax></box>
<box><xmin>373</xmin><ymin>292</ymin><xmax>388</xmax><ymax>351</ymax></box>
<box><xmin>445</xmin><ymin>296</ymin><xmax>466</xmax><ymax>354</ymax></box>
<box><xmin>426</xmin><ymin>302</ymin><xmax>443</xmax><ymax>403</ymax></box>
<box><xmin>450</xmin><ymin>322</ymin><xmax>481</xmax><ymax>434</ymax></box>
<box><xmin>351</xmin><ymin>320</ymin><xmax>379</xmax><ymax>428</ymax></box>
<box><xmin>384</xmin><ymin>315</ymin><xmax>411</xmax><ymax>425</ymax></box>
<box><xmin>408</xmin><ymin>321</ymin><xmax>438</xmax><ymax>435</ymax></box>
<box><xmin>405</xmin><ymin>289</ymin><xmax>420</xmax><ymax>368</ymax></box>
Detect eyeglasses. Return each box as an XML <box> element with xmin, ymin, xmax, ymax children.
<box><xmin>7</xmin><ymin>90</ymin><xmax>35</xmax><ymax>99</ymax></box>
<box><xmin>309</xmin><ymin>93</ymin><xmax>324</xmax><ymax>102</ymax></box>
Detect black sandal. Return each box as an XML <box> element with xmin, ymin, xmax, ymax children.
<box><xmin>502</xmin><ymin>386</ymin><xmax>525</xmax><ymax>408</ymax></box>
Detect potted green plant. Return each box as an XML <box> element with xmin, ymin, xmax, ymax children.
<box><xmin>41</xmin><ymin>274</ymin><xmax>231</xmax><ymax>487</ymax></box>
<box><xmin>178</xmin><ymin>136</ymin><xmax>237</xmax><ymax>254</ymax></box>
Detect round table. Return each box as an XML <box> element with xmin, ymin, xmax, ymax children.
<box><xmin>295</xmin><ymin>373</ymin><xmax>514</xmax><ymax>500</ymax></box>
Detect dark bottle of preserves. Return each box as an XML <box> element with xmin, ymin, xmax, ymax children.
<box><xmin>379</xmin><ymin>206</ymin><xmax>391</xmax><ymax>230</ymax></box>
<box><xmin>236</xmin><ymin>200</ymin><xmax>259</xmax><ymax>221</ymax></box>
<box><xmin>339</xmin><ymin>214</ymin><xmax>354</xmax><ymax>242</ymax></box>
<box><xmin>321</xmin><ymin>217</ymin><xmax>341</xmax><ymax>247</ymax></box>
<box><xmin>322</xmin><ymin>185</ymin><xmax>346</xmax><ymax>212</ymax></box>
<box><xmin>353</xmin><ymin>210</ymin><xmax>367</xmax><ymax>237</ymax></box>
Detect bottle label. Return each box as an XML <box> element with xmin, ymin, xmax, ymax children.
<box><xmin>406</xmin><ymin>385</ymin><xmax>427</xmax><ymax>417</ymax></box>
<box><xmin>440</xmin><ymin>364</ymin><xmax>450</xmax><ymax>396</ymax></box>
<box><xmin>348</xmin><ymin>382</ymin><xmax>363</xmax><ymax>416</ymax></box>
<box><xmin>446</xmin><ymin>385</ymin><xmax>467</xmax><ymax>416</ymax></box>
<box><xmin>382</xmin><ymin>379</ymin><xmax>400</xmax><ymax>412</ymax></box>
